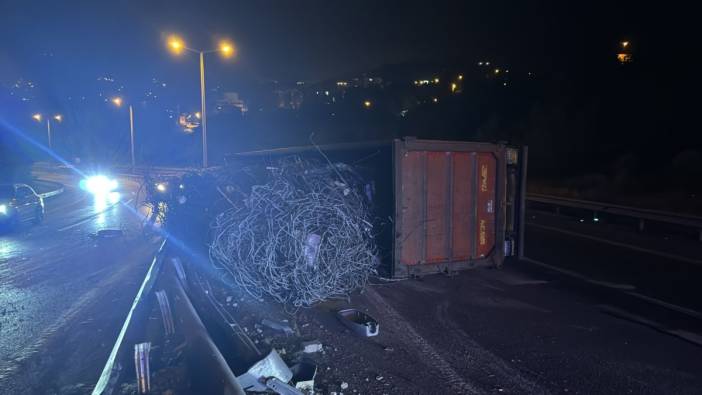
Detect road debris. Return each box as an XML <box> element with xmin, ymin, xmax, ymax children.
<box><xmin>133</xmin><ymin>342</ymin><xmax>151</xmax><ymax>394</ymax></box>
<box><xmin>155</xmin><ymin>290</ymin><xmax>175</xmax><ymax>336</ymax></box>
<box><xmin>209</xmin><ymin>157</ymin><xmax>378</xmax><ymax>307</ymax></box>
<box><xmin>266</xmin><ymin>377</ymin><xmax>304</xmax><ymax>395</ymax></box>
<box><xmin>95</xmin><ymin>229</ymin><xmax>124</xmax><ymax>239</ymax></box>
<box><xmin>262</xmin><ymin>318</ymin><xmax>295</xmax><ymax>336</ymax></box>
<box><xmin>337</xmin><ymin>308</ymin><xmax>379</xmax><ymax>337</ymax></box>
<box><xmin>301</xmin><ymin>340</ymin><xmax>323</xmax><ymax>353</ymax></box>
<box><xmin>291</xmin><ymin>361</ymin><xmax>317</xmax><ymax>392</ymax></box>
<box><xmin>237</xmin><ymin>349</ymin><xmax>294</xmax><ymax>393</ymax></box>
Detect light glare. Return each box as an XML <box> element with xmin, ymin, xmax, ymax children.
<box><xmin>168</xmin><ymin>35</ymin><xmax>185</xmax><ymax>54</ymax></box>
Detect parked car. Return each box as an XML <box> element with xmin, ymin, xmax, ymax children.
<box><xmin>0</xmin><ymin>183</ymin><xmax>45</xmax><ymax>228</ymax></box>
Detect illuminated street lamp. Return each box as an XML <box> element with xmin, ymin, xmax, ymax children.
<box><xmin>621</xmin><ymin>41</ymin><xmax>629</xmax><ymax>49</ymax></box>
<box><xmin>32</xmin><ymin>112</ymin><xmax>62</xmax><ymax>149</ymax></box>
<box><xmin>166</xmin><ymin>34</ymin><xmax>235</xmax><ymax>168</ymax></box>
<box><xmin>111</xmin><ymin>97</ymin><xmax>136</xmax><ymax>169</ymax></box>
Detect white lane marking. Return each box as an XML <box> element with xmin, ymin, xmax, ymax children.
<box><xmin>57</xmin><ymin>199</ymin><xmax>133</xmax><ymax>232</ymax></box>
<box><xmin>624</xmin><ymin>291</ymin><xmax>702</xmax><ymax>320</ymax></box>
<box><xmin>520</xmin><ymin>257</ymin><xmax>635</xmax><ymax>290</ymax></box>
<box><xmin>527</xmin><ymin>222</ymin><xmax>702</xmax><ymax>266</ymax></box>
<box><xmin>522</xmin><ymin>257</ymin><xmax>702</xmax><ymax>320</ymax></box>
<box><xmin>599</xmin><ymin>305</ymin><xmax>702</xmax><ymax>347</ymax></box>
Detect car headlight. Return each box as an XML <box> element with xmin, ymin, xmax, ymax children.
<box><xmin>0</xmin><ymin>204</ymin><xmax>7</xmax><ymax>215</ymax></box>
<box><xmin>81</xmin><ymin>175</ymin><xmax>118</xmax><ymax>195</ymax></box>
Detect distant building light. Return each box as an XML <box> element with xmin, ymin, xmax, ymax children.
<box><xmin>617</xmin><ymin>53</ymin><xmax>632</xmax><ymax>64</ymax></box>
<box><xmin>478</xmin><ymin>62</ymin><xmax>483</xmax><ymax>66</ymax></box>
<box><xmin>433</xmin><ymin>77</ymin><xmax>440</xmax><ymax>84</ymax></box>
<box><xmin>296</xmin><ymin>81</ymin><xmax>305</xmax><ymax>85</ymax></box>
<box><xmin>494</xmin><ymin>68</ymin><xmax>501</xmax><ymax>74</ymax></box>
<box><xmin>324</xmin><ymin>90</ymin><xmax>330</xmax><ymax>96</ymax></box>
<box><xmin>621</xmin><ymin>41</ymin><xmax>629</xmax><ymax>48</ymax></box>
<box><xmin>458</xmin><ymin>74</ymin><xmax>463</xmax><ymax>80</ymax></box>
<box><xmin>432</xmin><ymin>97</ymin><xmax>438</xmax><ymax>103</ymax></box>
<box><xmin>450</xmin><ymin>82</ymin><xmax>458</xmax><ymax>92</ymax></box>
<box><xmin>363</xmin><ymin>100</ymin><xmax>372</xmax><ymax>108</ymax></box>
<box><xmin>503</xmin><ymin>82</ymin><xmax>507</xmax><ymax>86</ymax></box>
<box><xmin>336</xmin><ymin>81</ymin><xmax>348</xmax><ymax>87</ymax></box>
<box><xmin>485</xmin><ymin>61</ymin><xmax>490</xmax><ymax>66</ymax></box>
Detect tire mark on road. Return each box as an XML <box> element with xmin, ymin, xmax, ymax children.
<box><xmin>364</xmin><ymin>286</ymin><xmax>480</xmax><ymax>394</ymax></box>
<box><xmin>435</xmin><ymin>299</ymin><xmax>550</xmax><ymax>394</ymax></box>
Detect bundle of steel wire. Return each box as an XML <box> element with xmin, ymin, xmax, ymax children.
<box><xmin>209</xmin><ymin>157</ymin><xmax>378</xmax><ymax>307</ymax></box>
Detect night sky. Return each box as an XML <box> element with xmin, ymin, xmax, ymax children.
<box><xmin>1</xmin><ymin>0</ymin><xmax>689</xmax><ymax>85</ymax></box>
<box><xmin>1</xmin><ymin>0</ymin><xmax>699</xmax><ymax>173</ymax></box>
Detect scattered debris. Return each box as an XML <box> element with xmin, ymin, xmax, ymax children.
<box><xmin>291</xmin><ymin>361</ymin><xmax>317</xmax><ymax>392</ymax></box>
<box><xmin>301</xmin><ymin>340</ymin><xmax>323</xmax><ymax>353</ymax></box>
<box><xmin>337</xmin><ymin>308</ymin><xmax>379</xmax><ymax>337</ymax></box>
<box><xmin>265</xmin><ymin>377</ymin><xmax>304</xmax><ymax>395</ymax></box>
<box><xmin>155</xmin><ymin>290</ymin><xmax>175</xmax><ymax>336</ymax></box>
<box><xmin>170</xmin><ymin>257</ymin><xmax>187</xmax><ymax>286</ymax></box>
<box><xmin>134</xmin><ymin>342</ymin><xmax>151</xmax><ymax>394</ymax></box>
<box><xmin>237</xmin><ymin>349</ymin><xmax>293</xmax><ymax>392</ymax></box>
<box><xmin>96</xmin><ymin>229</ymin><xmax>123</xmax><ymax>239</ymax></box>
<box><xmin>262</xmin><ymin>318</ymin><xmax>295</xmax><ymax>335</ymax></box>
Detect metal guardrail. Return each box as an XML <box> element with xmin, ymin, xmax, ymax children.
<box><xmin>527</xmin><ymin>193</ymin><xmax>702</xmax><ymax>240</ymax></box>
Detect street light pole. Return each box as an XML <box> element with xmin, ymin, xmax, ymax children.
<box><xmin>167</xmin><ymin>35</ymin><xmax>233</xmax><ymax>169</ymax></box>
<box><xmin>199</xmin><ymin>51</ymin><xmax>208</xmax><ymax>168</ymax></box>
<box><xmin>46</xmin><ymin>119</ymin><xmax>52</xmax><ymax>150</ymax></box>
<box><xmin>129</xmin><ymin>105</ymin><xmax>136</xmax><ymax>169</ymax></box>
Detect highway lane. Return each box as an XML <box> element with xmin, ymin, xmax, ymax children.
<box><xmin>361</xmin><ymin>210</ymin><xmax>702</xmax><ymax>394</ymax></box>
<box><xmin>524</xmin><ymin>208</ymin><xmax>702</xmax><ymax>314</ymax></box>
<box><xmin>0</xmin><ymin>170</ymin><xmax>160</xmax><ymax>394</ymax></box>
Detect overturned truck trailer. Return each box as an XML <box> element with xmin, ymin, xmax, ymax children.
<box><xmin>228</xmin><ymin>137</ymin><xmax>527</xmax><ymax>278</ymax></box>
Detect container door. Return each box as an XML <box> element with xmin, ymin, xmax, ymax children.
<box><xmin>397</xmin><ymin>148</ymin><xmax>498</xmax><ymax>269</ymax></box>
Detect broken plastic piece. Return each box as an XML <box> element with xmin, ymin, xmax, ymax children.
<box><xmin>337</xmin><ymin>308</ymin><xmax>379</xmax><ymax>337</ymax></box>
<box><xmin>262</xmin><ymin>318</ymin><xmax>294</xmax><ymax>336</ymax></box>
<box><xmin>301</xmin><ymin>340</ymin><xmax>323</xmax><ymax>353</ymax></box>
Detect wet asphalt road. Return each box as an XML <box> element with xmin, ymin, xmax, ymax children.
<box><xmin>0</xmin><ymin>170</ymin><xmax>160</xmax><ymax>393</ymax></box>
